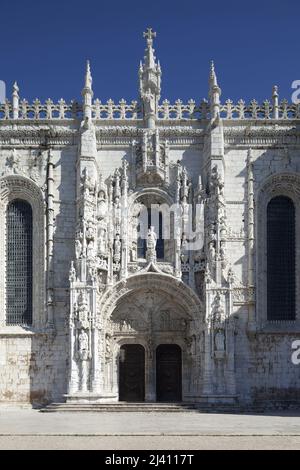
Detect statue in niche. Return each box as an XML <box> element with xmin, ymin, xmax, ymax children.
<box><xmin>180</xmin><ymin>233</ymin><xmax>189</xmax><ymax>264</ymax></box>
<box><xmin>143</xmin><ymin>89</ymin><xmax>156</xmax><ymax>116</ymax></box>
<box><xmin>114</xmin><ymin>195</ymin><xmax>121</xmax><ymax>228</ymax></box>
<box><xmin>98</xmin><ymin>226</ymin><xmax>107</xmax><ymax>255</ymax></box>
<box><xmin>220</xmin><ymin>241</ymin><xmax>226</xmax><ymax>268</ymax></box>
<box><xmin>75</xmin><ymin>239</ymin><xmax>82</xmax><ymax>259</ymax></box>
<box><xmin>114</xmin><ymin>234</ymin><xmax>121</xmax><ymax>263</ymax></box>
<box><xmin>213</xmin><ymin>293</ymin><xmax>224</xmax><ymax>324</ymax></box>
<box><xmin>78</xmin><ymin>329</ymin><xmax>89</xmax><ymax>361</ymax></box>
<box><xmin>214</xmin><ymin>329</ymin><xmax>225</xmax><ymax>352</ymax></box>
<box><xmin>77</xmin><ymin>292</ymin><xmax>90</xmax><ymax>329</ymax></box>
<box><xmin>97</xmin><ymin>196</ymin><xmax>107</xmax><ymax>220</ymax></box>
<box><xmin>69</xmin><ymin>261</ymin><xmax>76</xmax><ymax>282</ymax></box>
<box><xmin>211</xmin><ymin>165</ymin><xmax>224</xmax><ymax>197</ymax></box>
<box><xmin>87</xmin><ymin>240</ymin><xmax>95</xmax><ymax>259</ymax></box>
<box><xmin>86</xmin><ymin>222</ymin><xmax>95</xmax><ymax>241</ymax></box>
<box><xmin>208</xmin><ymin>227</ymin><xmax>216</xmax><ymax>262</ymax></box>
<box><xmin>88</xmin><ymin>265</ymin><xmax>97</xmax><ymax>282</ymax></box>
<box><xmin>146</xmin><ymin>226</ymin><xmax>157</xmax><ymax>261</ymax></box>
<box><xmin>131</xmin><ymin>241</ymin><xmax>137</xmax><ymax>261</ymax></box>
<box><xmin>219</xmin><ymin>215</ymin><xmax>227</xmax><ymax>240</ymax></box>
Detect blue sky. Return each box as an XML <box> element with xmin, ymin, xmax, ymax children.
<box><xmin>0</xmin><ymin>0</ymin><xmax>299</xmax><ymax>105</ymax></box>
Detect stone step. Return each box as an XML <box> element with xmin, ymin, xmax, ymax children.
<box><xmin>41</xmin><ymin>402</ymin><xmax>244</xmax><ymax>413</ymax></box>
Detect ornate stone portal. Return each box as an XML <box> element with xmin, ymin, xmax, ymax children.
<box><xmin>2</xmin><ymin>27</ymin><xmax>300</xmax><ymax>407</ymax></box>
<box><xmin>65</xmin><ymin>29</ymin><xmax>239</xmax><ymax>404</ymax></box>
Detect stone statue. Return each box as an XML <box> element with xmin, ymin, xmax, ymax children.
<box><xmin>147</xmin><ymin>226</ymin><xmax>157</xmax><ymax>249</ymax></box>
<box><xmin>181</xmin><ymin>233</ymin><xmax>189</xmax><ymax>264</ymax></box>
<box><xmin>69</xmin><ymin>261</ymin><xmax>76</xmax><ymax>282</ymax></box>
<box><xmin>114</xmin><ymin>234</ymin><xmax>121</xmax><ymax>263</ymax></box>
<box><xmin>208</xmin><ymin>241</ymin><xmax>216</xmax><ymax>262</ymax></box>
<box><xmin>75</xmin><ymin>239</ymin><xmax>82</xmax><ymax>259</ymax></box>
<box><xmin>98</xmin><ymin>227</ymin><xmax>106</xmax><ymax>255</ymax></box>
<box><xmin>215</xmin><ymin>329</ymin><xmax>225</xmax><ymax>352</ymax></box>
<box><xmin>87</xmin><ymin>240</ymin><xmax>94</xmax><ymax>259</ymax></box>
<box><xmin>146</xmin><ymin>226</ymin><xmax>157</xmax><ymax>262</ymax></box>
<box><xmin>143</xmin><ymin>89</ymin><xmax>156</xmax><ymax>116</ymax></box>
<box><xmin>86</xmin><ymin>223</ymin><xmax>95</xmax><ymax>240</ymax></box>
<box><xmin>78</xmin><ymin>329</ymin><xmax>89</xmax><ymax>361</ymax></box>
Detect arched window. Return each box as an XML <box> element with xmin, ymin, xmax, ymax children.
<box><xmin>6</xmin><ymin>200</ymin><xmax>33</xmax><ymax>325</ymax></box>
<box><xmin>137</xmin><ymin>207</ymin><xmax>164</xmax><ymax>259</ymax></box>
<box><xmin>267</xmin><ymin>196</ymin><xmax>295</xmax><ymax>320</ymax></box>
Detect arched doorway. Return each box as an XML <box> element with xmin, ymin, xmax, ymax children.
<box><xmin>119</xmin><ymin>344</ymin><xmax>145</xmax><ymax>402</ymax></box>
<box><xmin>156</xmin><ymin>344</ymin><xmax>182</xmax><ymax>402</ymax></box>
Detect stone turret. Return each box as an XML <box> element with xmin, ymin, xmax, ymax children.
<box><xmin>12</xmin><ymin>82</ymin><xmax>19</xmax><ymax>119</ymax></box>
<box><xmin>209</xmin><ymin>61</ymin><xmax>221</xmax><ymax>120</ymax></box>
<box><xmin>139</xmin><ymin>28</ymin><xmax>161</xmax><ymax>128</ymax></box>
<box><xmin>82</xmin><ymin>60</ymin><xmax>93</xmax><ymax>121</ymax></box>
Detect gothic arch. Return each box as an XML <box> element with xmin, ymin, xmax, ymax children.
<box><xmin>0</xmin><ymin>176</ymin><xmax>45</xmax><ymax>328</ymax></box>
<box><xmin>99</xmin><ymin>271</ymin><xmax>203</xmax><ymax>324</ymax></box>
<box><xmin>129</xmin><ymin>187</ymin><xmax>174</xmax><ymax>207</ymax></box>
<box><xmin>128</xmin><ymin>188</ymin><xmax>175</xmax><ymax>263</ymax></box>
<box><xmin>100</xmin><ymin>272</ymin><xmax>203</xmax><ymax>401</ymax></box>
<box><xmin>256</xmin><ymin>173</ymin><xmax>300</xmax><ymax>326</ymax></box>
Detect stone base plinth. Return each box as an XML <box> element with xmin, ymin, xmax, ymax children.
<box><xmin>64</xmin><ymin>393</ymin><xmax>118</xmax><ymax>404</ymax></box>
<box><xmin>186</xmin><ymin>395</ymin><xmax>238</xmax><ymax>404</ymax></box>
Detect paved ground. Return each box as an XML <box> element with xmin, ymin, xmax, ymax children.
<box><xmin>0</xmin><ymin>407</ymin><xmax>300</xmax><ymax>449</ymax></box>
<box><xmin>1</xmin><ymin>435</ymin><xmax>300</xmax><ymax>450</ymax></box>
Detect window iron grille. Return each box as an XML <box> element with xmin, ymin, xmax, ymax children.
<box><xmin>267</xmin><ymin>196</ymin><xmax>295</xmax><ymax>321</ymax></box>
<box><xmin>6</xmin><ymin>199</ymin><xmax>33</xmax><ymax>325</ymax></box>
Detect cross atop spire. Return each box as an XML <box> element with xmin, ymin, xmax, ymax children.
<box><xmin>143</xmin><ymin>27</ymin><xmax>156</xmax><ymax>45</ymax></box>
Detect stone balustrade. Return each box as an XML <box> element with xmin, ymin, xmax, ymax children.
<box><xmin>0</xmin><ymin>96</ymin><xmax>299</xmax><ymax>120</ymax></box>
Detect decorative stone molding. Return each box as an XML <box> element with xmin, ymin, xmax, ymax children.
<box><xmin>256</xmin><ymin>173</ymin><xmax>300</xmax><ymax>326</ymax></box>
<box><xmin>0</xmin><ymin>175</ymin><xmax>45</xmax><ymax>329</ymax></box>
<box><xmin>99</xmin><ymin>272</ymin><xmax>203</xmax><ymax>323</ymax></box>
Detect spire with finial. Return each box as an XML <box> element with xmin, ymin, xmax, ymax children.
<box><xmin>209</xmin><ymin>61</ymin><xmax>217</xmax><ymax>86</ymax></box>
<box><xmin>139</xmin><ymin>28</ymin><xmax>161</xmax><ymax>128</ymax></box>
<box><xmin>82</xmin><ymin>60</ymin><xmax>93</xmax><ymax>120</ymax></box>
<box><xmin>12</xmin><ymin>81</ymin><xmax>19</xmax><ymax>119</ymax></box>
<box><xmin>209</xmin><ymin>60</ymin><xmax>221</xmax><ymax>120</ymax></box>
<box><xmin>85</xmin><ymin>60</ymin><xmax>92</xmax><ymax>89</ymax></box>
<box><xmin>143</xmin><ymin>27</ymin><xmax>156</xmax><ymax>69</ymax></box>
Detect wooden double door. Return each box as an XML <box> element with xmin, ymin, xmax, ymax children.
<box><xmin>119</xmin><ymin>343</ymin><xmax>182</xmax><ymax>402</ymax></box>
<box><xmin>156</xmin><ymin>344</ymin><xmax>182</xmax><ymax>402</ymax></box>
<box><xmin>119</xmin><ymin>344</ymin><xmax>145</xmax><ymax>402</ymax></box>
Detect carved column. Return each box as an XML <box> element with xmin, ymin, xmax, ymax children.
<box><xmin>247</xmin><ymin>149</ymin><xmax>256</xmax><ymax>328</ymax></box>
<box><xmin>46</xmin><ymin>150</ymin><xmax>55</xmax><ymax>329</ymax></box>
<box><xmin>68</xmin><ymin>269</ymin><xmax>79</xmax><ymax>394</ymax></box>
<box><xmin>91</xmin><ymin>278</ymin><xmax>101</xmax><ymax>393</ymax></box>
<box><xmin>202</xmin><ymin>287</ymin><xmax>213</xmax><ymax>395</ymax></box>
<box><xmin>226</xmin><ymin>284</ymin><xmax>236</xmax><ymax>395</ymax></box>
<box><xmin>120</xmin><ymin>162</ymin><xmax>128</xmax><ymax>280</ymax></box>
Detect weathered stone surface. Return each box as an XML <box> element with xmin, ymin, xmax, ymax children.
<box><xmin>0</xmin><ymin>29</ymin><xmax>299</xmax><ymax>407</ymax></box>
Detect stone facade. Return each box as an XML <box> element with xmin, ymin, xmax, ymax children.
<box><xmin>0</xmin><ymin>29</ymin><xmax>300</xmax><ymax>406</ymax></box>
